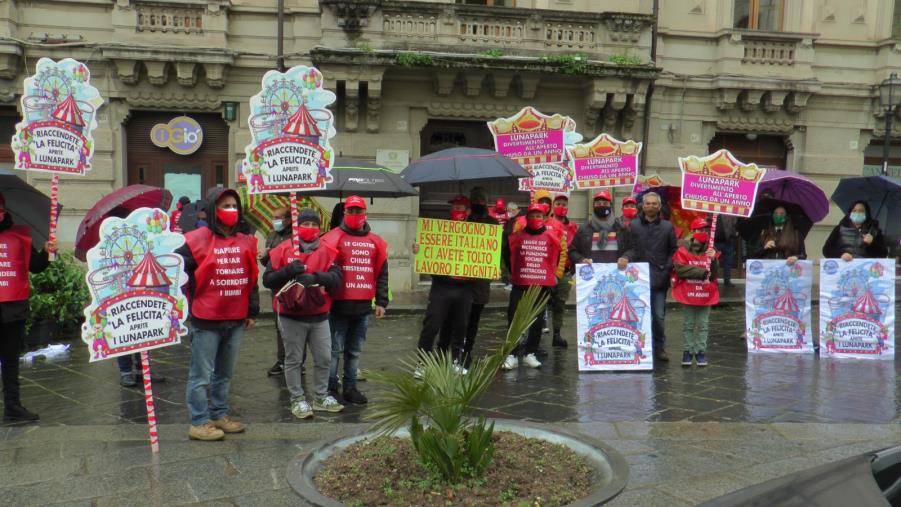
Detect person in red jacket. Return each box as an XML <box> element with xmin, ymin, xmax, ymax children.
<box><xmin>0</xmin><ymin>192</ymin><xmax>56</xmax><ymax>422</ymax></box>
<box><xmin>320</xmin><ymin>195</ymin><xmax>388</xmax><ymax>405</ymax></box>
<box><xmin>263</xmin><ymin>208</ymin><xmax>344</xmax><ymax>418</ymax></box>
<box><xmin>548</xmin><ymin>193</ymin><xmax>578</xmax><ymax>348</ymax></box>
<box><xmin>501</xmin><ymin>203</ymin><xmax>566</xmax><ymax>370</ymax></box>
<box><xmin>176</xmin><ymin>188</ymin><xmax>259</xmax><ymax>441</ymax></box>
<box><xmin>169</xmin><ymin>196</ymin><xmax>190</xmax><ymax>233</ymax></box>
<box><xmin>672</xmin><ymin>217</ymin><xmax>719</xmax><ymax>367</ymax></box>
<box><xmin>489</xmin><ymin>198</ymin><xmax>509</xmax><ymax>227</ymax></box>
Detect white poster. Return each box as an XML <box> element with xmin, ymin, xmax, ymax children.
<box><xmin>576</xmin><ymin>262</ymin><xmax>653</xmax><ymax>371</ymax></box>
<box><xmin>744</xmin><ymin>260</ymin><xmax>814</xmax><ymax>354</ymax></box>
<box><xmin>819</xmin><ymin>258</ymin><xmax>895</xmax><ymax>360</ymax></box>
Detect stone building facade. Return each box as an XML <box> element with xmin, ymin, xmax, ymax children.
<box><xmin>0</xmin><ymin>0</ymin><xmax>896</xmax><ymax>290</ymax></box>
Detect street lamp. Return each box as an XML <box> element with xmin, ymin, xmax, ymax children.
<box><xmin>879</xmin><ymin>72</ymin><xmax>901</xmax><ymax>176</ymax></box>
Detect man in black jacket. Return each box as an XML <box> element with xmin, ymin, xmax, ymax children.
<box><xmin>618</xmin><ymin>192</ymin><xmax>677</xmax><ymax>363</ymax></box>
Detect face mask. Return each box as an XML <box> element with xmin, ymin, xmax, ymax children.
<box><xmin>450</xmin><ymin>210</ymin><xmax>468</xmax><ymax>221</ymax></box>
<box><xmin>216</xmin><ymin>208</ymin><xmax>239</xmax><ymax>227</ymax></box>
<box><xmin>593</xmin><ymin>207</ymin><xmax>611</xmax><ymax>218</ymax></box>
<box><xmin>298</xmin><ymin>225</ymin><xmax>319</xmax><ymax>242</ymax></box>
<box><xmin>527</xmin><ymin>217</ymin><xmax>545</xmax><ymax>230</ymax></box>
<box><xmin>850</xmin><ymin>211</ymin><xmax>866</xmax><ymax>225</ymax></box>
<box><xmin>553</xmin><ymin>206</ymin><xmax>568</xmax><ymax>217</ymax></box>
<box><xmin>344</xmin><ymin>214</ymin><xmax>366</xmax><ymax>230</ymax></box>
<box><xmin>692</xmin><ymin>232</ymin><xmax>709</xmax><ymax>244</ymax></box>
<box><xmin>272</xmin><ymin>219</ymin><xmax>285</xmax><ymax>232</ymax></box>
<box><xmin>772</xmin><ymin>215</ymin><xmax>786</xmax><ymax>226</ymax></box>
<box><xmin>622</xmin><ymin>208</ymin><xmax>638</xmax><ymax>219</ymax></box>
<box><xmin>176</xmin><ymin>202</ymin><xmax>184</xmax><ymax>211</ymax></box>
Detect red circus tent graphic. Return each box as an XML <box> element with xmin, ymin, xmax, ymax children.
<box><xmin>852</xmin><ymin>290</ymin><xmax>881</xmax><ymax>316</ymax></box>
<box><xmin>774</xmin><ymin>288</ymin><xmax>799</xmax><ymax>313</ymax></box>
<box><xmin>51</xmin><ymin>94</ymin><xmax>85</xmax><ymax>128</ymax></box>
<box><xmin>127</xmin><ymin>252</ymin><xmax>171</xmax><ymax>289</ymax></box>
<box><xmin>282</xmin><ymin>104</ymin><xmax>321</xmax><ymax>138</ymax></box>
<box><xmin>610</xmin><ymin>296</ymin><xmax>638</xmax><ymax>323</ymax></box>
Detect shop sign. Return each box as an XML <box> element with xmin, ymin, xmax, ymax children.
<box><xmin>151</xmin><ymin>116</ymin><xmax>204</xmax><ymax>155</ymax></box>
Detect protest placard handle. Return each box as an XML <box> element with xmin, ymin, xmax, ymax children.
<box><xmin>289</xmin><ymin>192</ymin><xmax>300</xmax><ymax>257</ymax></box>
<box><xmin>706</xmin><ymin>213</ymin><xmax>718</xmax><ymax>281</ymax></box>
<box><xmin>48</xmin><ymin>175</ymin><xmax>59</xmax><ymax>261</ymax></box>
<box><xmin>140</xmin><ymin>351</ymin><xmax>160</xmax><ymax>453</ymax></box>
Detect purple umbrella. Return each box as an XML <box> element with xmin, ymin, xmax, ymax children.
<box><xmin>755</xmin><ymin>171</ymin><xmax>829</xmax><ymax>223</ymax></box>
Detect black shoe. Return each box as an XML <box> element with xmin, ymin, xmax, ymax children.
<box><xmin>342</xmin><ymin>387</ymin><xmax>368</xmax><ymax>405</ymax></box>
<box><xmin>267</xmin><ymin>362</ymin><xmax>284</xmax><ymax>376</ymax></box>
<box><xmin>552</xmin><ymin>332</ymin><xmax>568</xmax><ymax>348</ymax></box>
<box><xmin>534</xmin><ymin>347</ymin><xmax>549</xmax><ymax>358</ymax></box>
<box><xmin>4</xmin><ymin>404</ymin><xmax>39</xmax><ymax>422</ymax></box>
<box><xmin>654</xmin><ymin>349</ymin><xmax>670</xmax><ymax>363</ymax></box>
<box><xmin>120</xmin><ymin>373</ymin><xmax>137</xmax><ymax>388</ymax></box>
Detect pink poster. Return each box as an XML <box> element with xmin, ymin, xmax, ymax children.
<box><xmin>567</xmin><ymin>134</ymin><xmax>641</xmax><ymax>189</ymax></box>
<box><xmin>678</xmin><ymin>149</ymin><xmax>767</xmax><ymax>218</ymax></box>
<box><xmin>487</xmin><ymin>107</ymin><xmax>574</xmax><ymax>165</ymax></box>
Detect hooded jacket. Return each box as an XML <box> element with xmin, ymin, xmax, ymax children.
<box><xmin>822</xmin><ymin>201</ymin><xmax>888</xmax><ymax>259</ymax></box>
<box><xmin>0</xmin><ymin>213</ymin><xmax>50</xmax><ymax>323</ymax></box>
<box><xmin>175</xmin><ymin>187</ymin><xmax>260</xmax><ymax>328</ymax></box>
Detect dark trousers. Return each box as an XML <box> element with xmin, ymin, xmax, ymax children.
<box><xmin>715</xmin><ymin>241</ymin><xmax>734</xmax><ymax>284</ymax></box>
<box><xmin>439</xmin><ymin>302</ymin><xmax>485</xmax><ymax>367</ymax></box>
<box><xmin>0</xmin><ymin>320</ymin><xmax>25</xmax><ymax>407</ymax></box>
<box><xmin>651</xmin><ymin>288</ymin><xmax>667</xmax><ymax>349</ymax></box>
<box><xmin>507</xmin><ymin>286</ymin><xmax>549</xmax><ymax>356</ymax></box>
<box><xmin>418</xmin><ymin>284</ymin><xmax>473</xmax><ymax>361</ymax></box>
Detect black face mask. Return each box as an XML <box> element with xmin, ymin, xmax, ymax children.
<box><xmin>471</xmin><ymin>204</ymin><xmax>487</xmax><ymax>216</ymax></box>
<box><xmin>593</xmin><ymin>207</ymin><xmax>611</xmax><ymax>219</ymax></box>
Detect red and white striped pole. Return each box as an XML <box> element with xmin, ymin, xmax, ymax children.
<box><xmin>140</xmin><ymin>351</ymin><xmax>160</xmax><ymax>454</ymax></box>
<box><xmin>706</xmin><ymin>213</ymin><xmax>719</xmax><ymax>281</ymax></box>
<box><xmin>48</xmin><ymin>175</ymin><xmax>59</xmax><ymax>260</ymax></box>
<box><xmin>289</xmin><ymin>191</ymin><xmax>300</xmax><ymax>257</ymax></box>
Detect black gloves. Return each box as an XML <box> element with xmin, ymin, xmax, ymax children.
<box><xmin>296</xmin><ymin>273</ymin><xmax>317</xmax><ymax>287</ymax></box>
<box><xmin>287</xmin><ymin>260</ymin><xmax>305</xmax><ymax>276</ymax></box>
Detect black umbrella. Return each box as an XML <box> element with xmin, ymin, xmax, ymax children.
<box><xmin>738</xmin><ymin>198</ymin><xmax>813</xmax><ymax>241</ymax></box>
<box><xmin>400</xmin><ymin>147</ymin><xmax>528</xmax><ymax>185</ymax></box>
<box><xmin>0</xmin><ymin>167</ymin><xmax>60</xmax><ymax>245</ymax></box>
<box><xmin>311</xmin><ymin>158</ymin><xmax>417</xmax><ymax>198</ymax></box>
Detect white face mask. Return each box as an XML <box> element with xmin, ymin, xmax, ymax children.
<box><xmin>272</xmin><ymin>219</ymin><xmax>285</xmax><ymax>232</ymax></box>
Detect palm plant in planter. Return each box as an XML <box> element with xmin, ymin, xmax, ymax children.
<box><xmin>26</xmin><ymin>252</ymin><xmax>90</xmax><ymax>343</ymax></box>
<box><xmin>367</xmin><ymin>286</ymin><xmax>548</xmax><ymax>483</ymax></box>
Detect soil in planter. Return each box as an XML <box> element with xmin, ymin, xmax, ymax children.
<box><xmin>315</xmin><ymin>431</ymin><xmax>593</xmax><ymax>506</ymax></box>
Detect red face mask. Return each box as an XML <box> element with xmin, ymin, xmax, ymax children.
<box><xmin>623</xmin><ymin>208</ymin><xmax>638</xmax><ymax>219</ymax></box>
<box><xmin>216</xmin><ymin>208</ymin><xmax>239</xmax><ymax>227</ymax></box>
<box><xmin>527</xmin><ymin>217</ymin><xmax>545</xmax><ymax>230</ymax></box>
<box><xmin>344</xmin><ymin>214</ymin><xmax>366</xmax><ymax>230</ymax></box>
<box><xmin>0</xmin><ymin>211</ymin><xmax>6</xmax><ymax>222</ymax></box>
<box><xmin>693</xmin><ymin>232</ymin><xmax>709</xmax><ymax>244</ymax></box>
<box><xmin>298</xmin><ymin>225</ymin><xmax>319</xmax><ymax>242</ymax></box>
<box><xmin>553</xmin><ymin>206</ymin><xmax>568</xmax><ymax>217</ymax></box>
<box><xmin>450</xmin><ymin>210</ymin><xmax>468</xmax><ymax>221</ymax></box>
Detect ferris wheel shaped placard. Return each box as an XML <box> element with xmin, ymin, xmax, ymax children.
<box><xmin>12</xmin><ymin>58</ymin><xmax>104</xmax><ymax>176</ymax></box>
<box><xmin>243</xmin><ymin>65</ymin><xmax>336</xmax><ymax>193</ymax></box>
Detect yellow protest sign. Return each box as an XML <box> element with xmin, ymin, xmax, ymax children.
<box><xmin>415</xmin><ymin>218</ymin><xmax>502</xmax><ymax>279</ymax></box>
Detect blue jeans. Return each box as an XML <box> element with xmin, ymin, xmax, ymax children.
<box><xmin>116</xmin><ymin>353</ymin><xmax>141</xmax><ymax>375</ymax></box>
<box><xmin>651</xmin><ymin>288</ymin><xmax>668</xmax><ymax>349</ymax></box>
<box><xmin>186</xmin><ymin>325</ymin><xmax>244</xmax><ymax>426</ymax></box>
<box><xmin>329</xmin><ymin>313</ymin><xmax>369</xmax><ymax>390</ymax></box>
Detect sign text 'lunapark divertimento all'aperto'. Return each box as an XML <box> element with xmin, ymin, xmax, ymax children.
<box><xmin>414</xmin><ymin>218</ymin><xmax>502</xmax><ymax>280</ymax></box>
<box><xmin>819</xmin><ymin>258</ymin><xmax>895</xmax><ymax>360</ymax></box>
<box><xmin>678</xmin><ymin>149</ymin><xmax>767</xmax><ymax>218</ymax></box>
<box><xmin>12</xmin><ymin>58</ymin><xmax>104</xmax><ymax>176</ymax></box>
<box><xmin>567</xmin><ymin>134</ymin><xmax>642</xmax><ymax>190</ymax></box>
<box><xmin>243</xmin><ymin>65</ymin><xmax>336</xmax><ymax>193</ymax></box>
<box><xmin>576</xmin><ymin>262</ymin><xmax>654</xmax><ymax>371</ymax></box>
<box><xmin>81</xmin><ymin>208</ymin><xmax>189</xmax><ymax>362</ymax></box>
<box><xmin>745</xmin><ymin>260</ymin><xmax>815</xmax><ymax>354</ymax></box>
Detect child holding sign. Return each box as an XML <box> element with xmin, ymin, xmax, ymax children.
<box><xmin>671</xmin><ymin>218</ymin><xmax>719</xmax><ymax>367</ymax></box>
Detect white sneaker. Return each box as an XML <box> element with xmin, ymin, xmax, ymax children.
<box><xmin>522</xmin><ymin>353</ymin><xmax>542</xmax><ymax>368</ymax></box>
<box><xmin>291</xmin><ymin>399</ymin><xmax>313</xmax><ymax>419</ymax></box>
<box><xmin>313</xmin><ymin>395</ymin><xmax>344</xmax><ymax>413</ymax></box>
<box><xmin>501</xmin><ymin>354</ymin><xmax>518</xmax><ymax>370</ymax></box>
<box><xmin>413</xmin><ymin>364</ymin><xmax>424</xmax><ymax>380</ymax></box>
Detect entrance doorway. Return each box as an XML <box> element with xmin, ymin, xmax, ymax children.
<box><xmin>126</xmin><ymin>112</ymin><xmax>229</xmax><ymax>208</ymax></box>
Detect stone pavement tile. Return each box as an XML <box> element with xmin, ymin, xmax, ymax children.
<box><xmin>0</xmin><ymin>467</ymin><xmax>150</xmax><ymax>505</ymax></box>
<box><xmin>224</xmin><ymin>443</ymin><xmax>305</xmax><ymax>473</ymax></box>
<box><xmin>625</xmin><ymin>442</ymin><xmax>756</xmax><ymax>488</ymax></box>
<box><xmin>0</xmin><ymin>447</ymin><xmax>13</xmax><ymax>466</ymax></box>
<box><xmin>688</xmin><ymin>403</ymin><xmax>749</xmax><ymax>422</ymax></box>
<box><xmin>647</xmin><ymin>407</ymin><xmax>700</xmax><ymax>422</ymax></box>
<box><xmin>591</xmin><ymin>438</ymin><xmax>655</xmax><ymax>457</ymax></box>
<box><xmin>645</xmin><ymin>421</ymin><xmax>779</xmax><ymax>441</ymax></box>
<box><xmin>0</xmin><ymin>457</ymin><xmax>85</xmax><ymax>487</ymax></box>
<box><xmin>770</xmin><ymin>423</ymin><xmax>901</xmax><ymax>442</ymax></box>
<box><xmin>654</xmin><ymin>471</ymin><xmax>760</xmax><ymax>505</ymax></box>
<box><xmin>560</xmin><ymin>421</ymin><xmax>619</xmax><ymax>441</ymax></box>
<box><xmin>604</xmin><ymin>486</ymin><xmax>692</xmax><ymax>507</ymax></box>
<box><xmin>12</xmin><ymin>441</ymin><xmax>62</xmax><ymax>463</ymax></box>
<box><xmin>614</xmin><ymin>421</ymin><xmax>652</xmax><ymax>439</ymax></box>
<box><xmin>182</xmin><ymin>465</ymin><xmax>288</xmax><ymax>502</ymax></box>
<box><xmin>91</xmin><ymin>481</ymin><xmax>198</xmax><ymax>507</ymax></box>
<box><xmin>231</xmin><ymin>487</ymin><xmax>306</xmax><ymax>506</ymax></box>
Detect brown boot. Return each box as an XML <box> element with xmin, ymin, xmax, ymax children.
<box><xmin>188</xmin><ymin>422</ymin><xmax>225</xmax><ymax>441</ymax></box>
<box><xmin>211</xmin><ymin>415</ymin><xmax>246</xmax><ymax>433</ymax></box>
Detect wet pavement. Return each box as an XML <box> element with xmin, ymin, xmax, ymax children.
<box><xmin>2</xmin><ymin>302</ymin><xmax>900</xmax><ymax>505</ymax></box>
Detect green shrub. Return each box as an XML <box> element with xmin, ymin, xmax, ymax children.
<box><xmin>394</xmin><ymin>52</ymin><xmax>435</xmax><ymax>67</ymax></box>
<box><xmin>27</xmin><ymin>252</ymin><xmax>90</xmax><ymax>334</ymax></box>
<box><xmin>609</xmin><ymin>54</ymin><xmax>643</xmax><ymax>65</ymax></box>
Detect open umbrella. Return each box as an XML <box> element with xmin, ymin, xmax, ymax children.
<box><xmin>400</xmin><ymin>147</ymin><xmax>528</xmax><ymax>185</ymax></box>
<box><xmin>312</xmin><ymin>158</ymin><xmax>417</xmax><ymax>198</ymax></box>
<box><xmin>831</xmin><ymin>175</ymin><xmax>901</xmax><ymax>238</ymax></box>
<box><xmin>738</xmin><ymin>198</ymin><xmax>813</xmax><ymax>241</ymax></box>
<box><xmin>75</xmin><ymin>185</ymin><xmax>172</xmax><ymax>261</ymax></box>
<box><xmin>756</xmin><ymin>171</ymin><xmax>829</xmax><ymax>223</ymax></box>
<box><xmin>0</xmin><ymin>167</ymin><xmax>60</xmax><ymax>245</ymax></box>
<box><xmin>177</xmin><ymin>200</ymin><xmax>207</xmax><ymax>234</ymax></box>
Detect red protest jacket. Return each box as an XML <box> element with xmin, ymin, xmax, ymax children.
<box><xmin>0</xmin><ymin>225</ymin><xmax>32</xmax><ymax>303</ymax></box>
<box><xmin>509</xmin><ymin>228</ymin><xmax>564</xmax><ymax>287</ymax></box>
<box><xmin>320</xmin><ymin>227</ymin><xmax>387</xmax><ymax>301</ymax></box>
<box><xmin>671</xmin><ymin>245</ymin><xmax>719</xmax><ymax>306</ymax></box>
<box><xmin>185</xmin><ymin>228</ymin><xmax>259</xmax><ymax>320</ymax></box>
<box><xmin>268</xmin><ymin>239</ymin><xmax>337</xmax><ymax>316</ymax></box>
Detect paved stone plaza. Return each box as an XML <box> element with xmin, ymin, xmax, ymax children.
<box><xmin>2</xmin><ymin>295</ymin><xmax>900</xmax><ymax>505</ymax></box>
